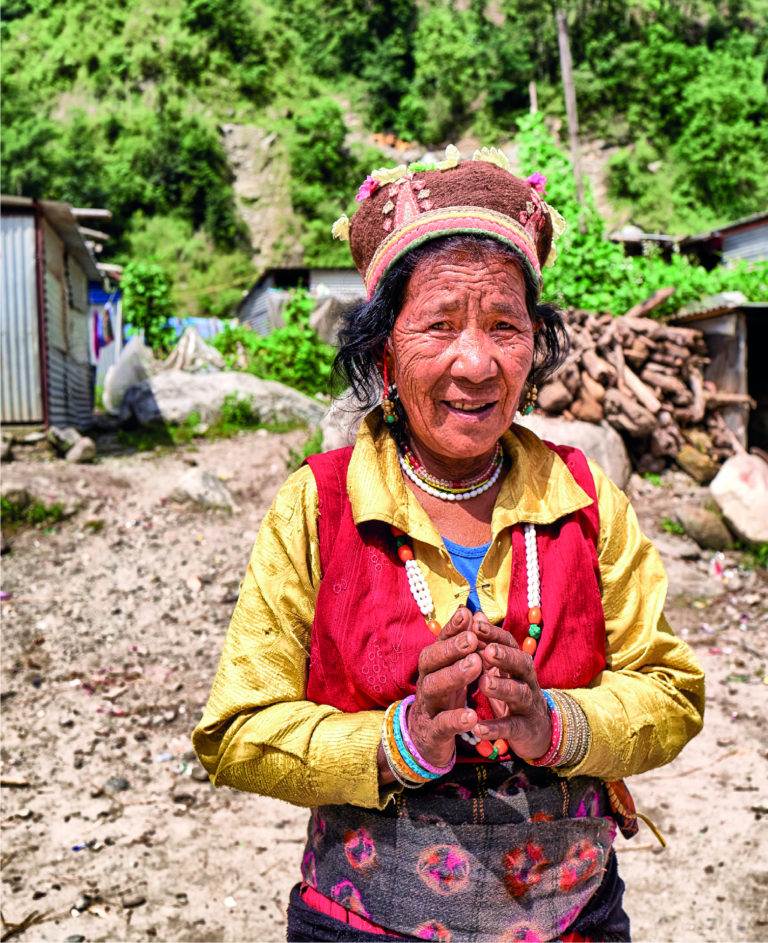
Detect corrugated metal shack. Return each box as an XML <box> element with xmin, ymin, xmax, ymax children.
<box><xmin>672</xmin><ymin>293</ymin><xmax>768</xmax><ymax>451</ymax></box>
<box><xmin>1</xmin><ymin>196</ymin><xmax>103</xmax><ymax>428</ymax></box>
<box><xmin>238</xmin><ymin>266</ymin><xmax>364</xmax><ymax>334</ymax></box>
<box><xmin>682</xmin><ymin>211</ymin><xmax>768</xmax><ymax>269</ymax></box>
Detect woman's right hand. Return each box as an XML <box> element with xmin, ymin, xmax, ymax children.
<box><xmin>406</xmin><ymin>606</ymin><xmax>482</xmax><ymax>768</ymax></box>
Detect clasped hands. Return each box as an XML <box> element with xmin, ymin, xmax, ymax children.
<box><xmin>408</xmin><ymin>606</ymin><xmax>551</xmax><ymax>769</ymax></box>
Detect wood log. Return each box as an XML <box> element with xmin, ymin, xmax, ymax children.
<box><xmin>580</xmin><ymin>371</ymin><xmax>606</xmax><ymax>403</ymax></box>
<box><xmin>603</xmin><ymin>389</ymin><xmax>656</xmax><ymax>436</ymax></box>
<box><xmin>640</xmin><ymin>368</ymin><xmax>688</xmax><ymax>397</ymax></box>
<box><xmin>582</xmin><ymin>349</ymin><xmax>616</xmax><ymax>385</ymax></box>
<box><xmin>538</xmin><ymin>380</ymin><xmax>573</xmax><ymax>413</ymax></box>
<box><xmin>704</xmin><ymin>391</ymin><xmax>757</xmax><ymax>409</ymax></box>
<box><xmin>623</xmin><ymin>335</ymin><xmax>654</xmax><ymax>368</ymax></box>
<box><xmin>687</xmin><ymin>367</ymin><xmax>706</xmax><ymax>423</ymax></box>
<box><xmin>622</xmin><ymin>287</ymin><xmax>675</xmax><ymax>319</ymax></box>
<box><xmin>650</xmin><ymin>424</ymin><xmax>683</xmax><ymax>458</ymax></box>
<box><xmin>622</xmin><ymin>366</ymin><xmax>662</xmax><ymax>414</ymax></box>
<box><xmin>570</xmin><ymin>392</ymin><xmax>604</xmax><ymax>422</ymax></box>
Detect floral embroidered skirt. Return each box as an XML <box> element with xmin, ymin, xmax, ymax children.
<box><xmin>292</xmin><ymin>761</ymin><xmax>631</xmax><ymax>943</ymax></box>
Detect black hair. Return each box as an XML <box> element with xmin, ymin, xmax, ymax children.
<box><xmin>332</xmin><ymin>234</ymin><xmax>569</xmax><ymax>411</ymax></box>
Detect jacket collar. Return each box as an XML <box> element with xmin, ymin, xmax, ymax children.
<box><xmin>347</xmin><ymin>411</ymin><xmax>593</xmax><ymax>548</ymax></box>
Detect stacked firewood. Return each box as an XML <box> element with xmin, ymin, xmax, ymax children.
<box><xmin>538</xmin><ymin>308</ymin><xmax>746</xmax><ymax>471</ymax></box>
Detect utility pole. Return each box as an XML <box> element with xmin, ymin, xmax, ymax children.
<box><xmin>528</xmin><ymin>80</ymin><xmax>538</xmax><ymax>114</ymax></box>
<box><xmin>556</xmin><ymin>6</ymin><xmax>585</xmax><ymax>219</ymax></box>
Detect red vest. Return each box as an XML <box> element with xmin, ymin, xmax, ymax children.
<box><xmin>305</xmin><ymin>442</ymin><xmax>606</xmax><ymax>712</ymax></box>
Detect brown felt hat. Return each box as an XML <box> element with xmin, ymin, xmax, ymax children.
<box><xmin>331</xmin><ymin>148</ymin><xmax>565</xmax><ymax>299</ymax></box>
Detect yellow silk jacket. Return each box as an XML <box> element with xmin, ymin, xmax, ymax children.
<box><xmin>193</xmin><ymin>415</ymin><xmax>704</xmax><ymax>810</ymax></box>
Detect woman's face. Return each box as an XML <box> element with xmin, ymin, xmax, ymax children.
<box><xmin>389</xmin><ymin>245</ymin><xmax>535</xmax><ymax>466</ymax></box>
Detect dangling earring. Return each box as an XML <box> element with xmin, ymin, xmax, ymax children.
<box><xmin>381</xmin><ymin>357</ymin><xmax>397</xmax><ymax>426</ymax></box>
<box><xmin>521</xmin><ymin>382</ymin><xmax>538</xmax><ymax>415</ymax></box>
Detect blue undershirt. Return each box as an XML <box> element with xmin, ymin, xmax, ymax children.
<box><xmin>441</xmin><ymin>536</ymin><xmax>491</xmax><ymax>613</ymax></box>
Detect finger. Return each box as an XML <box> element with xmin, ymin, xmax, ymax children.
<box><xmin>473</xmin><ymin>620</ymin><xmax>517</xmax><ymax>649</ymax></box>
<box><xmin>479</xmin><ymin>673</ymin><xmax>534</xmax><ymax>713</ymax></box>
<box><xmin>481</xmin><ymin>643</ymin><xmax>537</xmax><ymax>685</ymax></box>
<box><xmin>471</xmin><ymin>717</ymin><xmax>530</xmax><ymax>741</ymax></box>
<box><xmin>439</xmin><ymin>606</ymin><xmax>473</xmax><ymax>641</ymax></box>
<box><xmin>418</xmin><ymin>630</ymin><xmax>478</xmax><ymax>677</ymax></box>
<box><xmin>420</xmin><ymin>653</ymin><xmax>482</xmax><ymax>711</ymax></box>
<box><xmin>430</xmin><ymin>706</ymin><xmax>478</xmax><ymax>740</ymax></box>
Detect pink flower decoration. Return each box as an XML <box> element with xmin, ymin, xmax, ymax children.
<box><xmin>526</xmin><ymin>172</ymin><xmax>547</xmax><ymax>194</ymax></box>
<box><xmin>355</xmin><ymin>175</ymin><xmax>380</xmax><ymax>202</ymax></box>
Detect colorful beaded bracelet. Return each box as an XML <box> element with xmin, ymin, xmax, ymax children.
<box><xmin>381</xmin><ymin>702</ymin><xmax>425</xmax><ymax>788</ymax></box>
<box><xmin>398</xmin><ymin>695</ymin><xmax>455</xmax><ymax>777</ymax></box>
<box><xmin>526</xmin><ymin>690</ymin><xmax>564</xmax><ymax>767</ymax></box>
<box><xmin>392</xmin><ymin>701</ymin><xmax>442</xmax><ymax>781</ymax></box>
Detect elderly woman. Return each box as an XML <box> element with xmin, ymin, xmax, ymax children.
<box><xmin>193</xmin><ymin>152</ymin><xmax>704</xmax><ymax>943</ymax></box>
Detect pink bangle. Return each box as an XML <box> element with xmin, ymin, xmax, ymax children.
<box><xmin>527</xmin><ymin>698</ymin><xmax>563</xmax><ymax>767</ymax></box>
<box><xmin>399</xmin><ymin>694</ymin><xmax>455</xmax><ymax>776</ymax></box>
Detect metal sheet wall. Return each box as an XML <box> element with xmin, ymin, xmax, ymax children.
<box><xmin>723</xmin><ymin>225</ymin><xmax>768</xmax><ymax>265</ymax></box>
<box><xmin>0</xmin><ymin>214</ymin><xmax>43</xmax><ymax>423</ymax></box>
<box><xmin>309</xmin><ymin>269</ymin><xmax>364</xmax><ymax>300</ymax></box>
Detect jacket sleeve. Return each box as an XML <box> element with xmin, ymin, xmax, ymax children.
<box><xmin>191</xmin><ymin>465</ymin><xmax>391</xmax><ymax>810</ymax></box>
<box><xmin>560</xmin><ymin>461</ymin><xmax>705</xmax><ymax>781</ymax></box>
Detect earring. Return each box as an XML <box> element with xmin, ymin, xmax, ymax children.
<box><xmin>381</xmin><ymin>357</ymin><xmax>397</xmax><ymax>426</ymax></box>
<box><xmin>521</xmin><ymin>382</ymin><xmax>538</xmax><ymax>415</ymax></box>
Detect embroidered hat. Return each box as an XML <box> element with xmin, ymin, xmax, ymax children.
<box><xmin>332</xmin><ymin>147</ymin><xmax>566</xmax><ymax>299</ymax></box>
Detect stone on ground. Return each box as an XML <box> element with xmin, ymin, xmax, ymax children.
<box><xmin>675</xmin><ymin>505</ymin><xmax>732</xmax><ymax>550</ymax></box>
<box><xmin>65</xmin><ymin>437</ymin><xmax>97</xmax><ymax>464</ymax></box>
<box><xmin>47</xmin><ymin>426</ymin><xmax>82</xmax><ymax>456</ymax></box>
<box><xmin>710</xmin><ymin>453</ymin><xmax>768</xmax><ymax>544</ymax></box>
<box><xmin>120</xmin><ymin>370</ymin><xmax>325</xmax><ymax>428</ymax></box>
<box><xmin>675</xmin><ymin>444</ymin><xmax>718</xmax><ymax>484</ymax></box>
<box><xmin>103</xmin><ymin>336</ymin><xmax>160</xmax><ymax>415</ymax></box>
<box><xmin>0</xmin><ymin>437</ymin><xmax>12</xmax><ymax>462</ymax></box>
<box><xmin>171</xmin><ymin>468</ymin><xmax>235</xmax><ymax>511</ymax></box>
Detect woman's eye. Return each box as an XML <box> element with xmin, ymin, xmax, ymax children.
<box><xmin>428</xmin><ymin>320</ymin><xmax>451</xmax><ymax>331</ymax></box>
<box><xmin>494</xmin><ymin>321</ymin><xmax>518</xmax><ymax>332</ymax></box>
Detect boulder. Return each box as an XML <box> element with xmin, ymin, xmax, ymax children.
<box><xmin>320</xmin><ymin>390</ymin><xmax>370</xmax><ymax>452</ymax></box>
<box><xmin>65</xmin><ymin>437</ymin><xmax>97</xmax><ymax>464</ymax></box>
<box><xmin>47</xmin><ymin>426</ymin><xmax>82</xmax><ymax>455</ymax></box>
<box><xmin>675</xmin><ymin>505</ymin><xmax>732</xmax><ymax>551</ymax></box>
<box><xmin>120</xmin><ymin>370</ymin><xmax>325</xmax><ymax>428</ymax></box>
<box><xmin>675</xmin><ymin>444</ymin><xmax>718</xmax><ymax>484</ymax></box>
<box><xmin>537</xmin><ymin>381</ymin><xmax>571</xmax><ymax>413</ymax></box>
<box><xmin>0</xmin><ymin>437</ymin><xmax>12</xmax><ymax>462</ymax></box>
<box><xmin>710</xmin><ymin>453</ymin><xmax>768</xmax><ymax>544</ymax></box>
<box><xmin>171</xmin><ymin>469</ymin><xmax>235</xmax><ymax>511</ymax></box>
<box><xmin>517</xmin><ymin>414</ymin><xmax>632</xmax><ymax>490</ymax></box>
<box><xmin>103</xmin><ymin>337</ymin><xmax>160</xmax><ymax>415</ymax></box>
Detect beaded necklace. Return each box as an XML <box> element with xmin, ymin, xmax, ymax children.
<box><xmin>399</xmin><ymin>442</ymin><xmax>504</xmax><ymax>500</ymax></box>
<box><xmin>391</xmin><ymin>522</ymin><xmax>543</xmax><ymax>760</ymax></box>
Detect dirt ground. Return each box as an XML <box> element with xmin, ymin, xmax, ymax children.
<box><xmin>1</xmin><ymin>429</ymin><xmax>766</xmax><ymax>943</ymax></box>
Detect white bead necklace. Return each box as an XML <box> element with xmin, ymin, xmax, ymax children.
<box><xmin>399</xmin><ymin>454</ymin><xmax>503</xmax><ymax>501</ymax></box>
<box><xmin>404</xmin><ymin>524</ymin><xmax>541</xmax><ymax>747</ymax></box>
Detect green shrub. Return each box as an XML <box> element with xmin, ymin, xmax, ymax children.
<box><xmin>660</xmin><ymin>516</ymin><xmax>686</xmax><ymax>536</ymax></box>
<box><xmin>211</xmin><ymin>289</ymin><xmax>337</xmax><ymax>396</ymax></box>
<box><xmin>121</xmin><ymin>261</ymin><xmax>176</xmax><ymax>355</ymax></box>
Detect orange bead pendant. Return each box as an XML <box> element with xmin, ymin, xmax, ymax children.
<box><xmin>397</xmin><ymin>544</ymin><xmax>414</xmax><ymax>562</ymax></box>
<box><xmin>426</xmin><ymin>618</ymin><xmax>441</xmax><ymax>635</ymax></box>
<box><xmin>522</xmin><ymin>636</ymin><xmax>538</xmax><ymax>656</ymax></box>
<box><xmin>527</xmin><ymin>606</ymin><xmax>542</xmax><ymax>625</ymax></box>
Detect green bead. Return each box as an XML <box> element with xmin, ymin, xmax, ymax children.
<box><xmin>528</xmin><ymin>624</ymin><xmax>542</xmax><ymax>639</ymax></box>
<box><xmin>395</xmin><ymin>536</ymin><xmax>407</xmax><ymax>547</ymax></box>
<box><xmin>488</xmin><ymin>747</ymin><xmax>499</xmax><ymax>761</ymax></box>
<box><xmin>523</xmin><ymin>404</ymin><xmax>534</xmax><ymax>415</ymax></box>
<box><xmin>385</xmin><ymin>414</ymin><xmax>396</xmax><ymax>424</ymax></box>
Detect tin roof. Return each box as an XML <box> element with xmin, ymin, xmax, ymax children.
<box><xmin>671</xmin><ymin>291</ymin><xmax>768</xmax><ymax>324</ymax></box>
<box><xmin>1</xmin><ymin>195</ymin><xmax>102</xmax><ymax>281</ymax></box>
<box><xmin>682</xmin><ymin>211</ymin><xmax>768</xmax><ymax>247</ymax></box>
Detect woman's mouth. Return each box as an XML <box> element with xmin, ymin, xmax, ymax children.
<box><xmin>443</xmin><ymin>400</ymin><xmax>498</xmax><ymax>418</ymax></box>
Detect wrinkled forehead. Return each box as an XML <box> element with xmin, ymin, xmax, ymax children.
<box><xmin>403</xmin><ymin>243</ymin><xmax>529</xmax><ymax>308</ymax></box>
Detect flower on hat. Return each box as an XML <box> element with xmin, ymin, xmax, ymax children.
<box><xmin>331</xmin><ymin>214</ymin><xmax>350</xmax><ymax>241</ymax></box>
<box><xmin>526</xmin><ymin>172</ymin><xmax>547</xmax><ymax>194</ymax></box>
<box><xmin>471</xmin><ymin>146</ymin><xmax>511</xmax><ymax>171</ymax></box>
<box><xmin>356</xmin><ymin>176</ymin><xmax>380</xmax><ymax>202</ymax></box>
<box><xmin>370</xmin><ymin>164</ymin><xmax>408</xmax><ymax>187</ymax></box>
<box><xmin>437</xmin><ymin>144</ymin><xmax>461</xmax><ymax>170</ymax></box>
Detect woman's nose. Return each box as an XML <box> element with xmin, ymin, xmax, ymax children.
<box><xmin>449</xmin><ymin>328</ymin><xmax>499</xmax><ymax>384</ymax></box>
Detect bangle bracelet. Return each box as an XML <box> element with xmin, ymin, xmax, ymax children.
<box><xmin>381</xmin><ymin>704</ymin><xmax>423</xmax><ymax>788</ymax></box>
<box><xmin>384</xmin><ymin>703</ymin><xmax>428</xmax><ymax>785</ymax></box>
<box><xmin>392</xmin><ymin>700</ymin><xmax>440</xmax><ymax>780</ymax></box>
<box><xmin>527</xmin><ymin>691</ymin><xmax>563</xmax><ymax>767</ymax></box>
<box><xmin>398</xmin><ymin>695</ymin><xmax>455</xmax><ymax>777</ymax></box>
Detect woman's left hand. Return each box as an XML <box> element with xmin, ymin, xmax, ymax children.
<box><xmin>471</xmin><ymin>612</ymin><xmax>552</xmax><ymax>760</ymax></box>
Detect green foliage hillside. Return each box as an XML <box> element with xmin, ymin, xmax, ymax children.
<box><xmin>3</xmin><ymin>0</ymin><xmax>766</xmax><ymax>318</ymax></box>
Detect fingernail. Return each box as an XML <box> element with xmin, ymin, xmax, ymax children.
<box><xmin>463</xmin><ymin>655</ymin><xmax>475</xmax><ymax>670</ymax></box>
<box><xmin>488</xmin><ymin>644</ymin><xmax>497</xmax><ymax>658</ymax></box>
<box><xmin>475</xmin><ymin>725</ymin><xmax>489</xmax><ymax>737</ymax></box>
<box><xmin>461</xmin><ymin>712</ymin><xmax>472</xmax><ymax>725</ymax></box>
<box><xmin>486</xmin><ymin>677</ymin><xmax>496</xmax><ymax>691</ymax></box>
<box><xmin>458</xmin><ymin>634</ymin><xmax>471</xmax><ymax>651</ymax></box>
